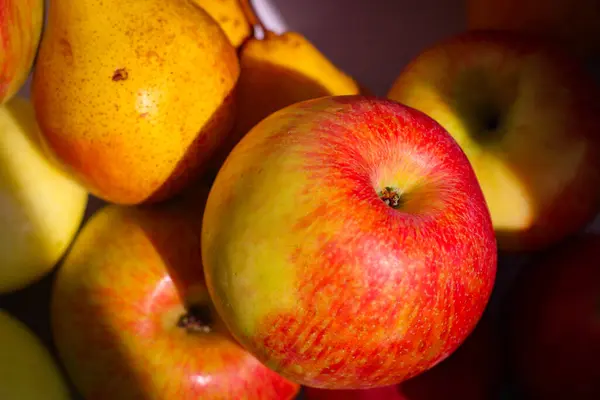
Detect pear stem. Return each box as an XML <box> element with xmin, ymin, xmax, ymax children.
<box><xmin>239</xmin><ymin>0</ymin><xmax>268</xmax><ymax>35</ymax></box>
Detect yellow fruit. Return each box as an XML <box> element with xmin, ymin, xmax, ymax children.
<box><xmin>0</xmin><ymin>310</ymin><xmax>70</xmax><ymax>399</ymax></box>
<box><xmin>0</xmin><ymin>96</ymin><xmax>88</xmax><ymax>294</ymax></box>
<box><xmin>32</xmin><ymin>0</ymin><xmax>240</xmax><ymax>205</ymax></box>
<box><xmin>193</xmin><ymin>0</ymin><xmax>252</xmax><ymax>48</ymax></box>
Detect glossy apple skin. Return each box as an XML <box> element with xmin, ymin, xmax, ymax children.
<box><xmin>508</xmin><ymin>234</ymin><xmax>600</xmax><ymax>400</ymax></box>
<box><xmin>0</xmin><ymin>0</ymin><xmax>43</xmax><ymax>104</ymax></box>
<box><xmin>305</xmin><ymin>315</ymin><xmax>501</xmax><ymax>399</ymax></box>
<box><xmin>202</xmin><ymin>96</ymin><xmax>497</xmax><ymax>389</ymax></box>
<box><xmin>51</xmin><ymin>192</ymin><xmax>299</xmax><ymax>400</ymax></box>
<box><xmin>388</xmin><ymin>30</ymin><xmax>600</xmax><ymax>251</ymax></box>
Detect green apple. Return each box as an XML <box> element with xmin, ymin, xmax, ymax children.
<box><xmin>0</xmin><ymin>309</ymin><xmax>70</xmax><ymax>399</ymax></box>
<box><xmin>388</xmin><ymin>30</ymin><xmax>600</xmax><ymax>251</ymax></box>
<box><xmin>0</xmin><ymin>96</ymin><xmax>89</xmax><ymax>293</ymax></box>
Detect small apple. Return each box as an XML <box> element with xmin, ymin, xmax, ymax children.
<box><xmin>388</xmin><ymin>30</ymin><xmax>600</xmax><ymax>251</ymax></box>
<box><xmin>50</xmin><ymin>191</ymin><xmax>300</xmax><ymax>399</ymax></box>
<box><xmin>202</xmin><ymin>95</ymin><xmax>497</xmax><ymax>389</ymax></box>
<box><xmin>466</xmin><ymin>0</ymin><xmax>600</xmax><ymax>60</ymax></box>
<box><xmin>0</xmin><ymin>309</ymin><xmax>71</xmax><ymax>399</ymax></box>
<box><xmin>0</xmin><ymin>0</ymin><xmax>43</xmax><ymax>104</ymax></box>
<box><xmin>304</xmin><ymin>315</ymin><xmax>502</xmax><ymax>399</ymax></box>
<box><xmin>508</xmin><ymin>234</ymin><xmax>600</xmax><ymax>400</ymax></box>
<box><xmin>0</xmin><ymin>96</ymin><xmax>88</xmax><ymax>294</ymax></box>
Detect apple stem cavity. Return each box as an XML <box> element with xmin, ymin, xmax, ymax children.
<box><xmin>177</xmin><ymin>305</ymin><xmax>213</xmax><ymax>334</ymax></box>
<box><xmin>378</xmin><ymin>186</ymin><xmax>404</xmax><ymax>209</ymax></box>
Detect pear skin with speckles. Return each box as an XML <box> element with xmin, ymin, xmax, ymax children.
<box><xmin>31</xmin><ymin>0</ymin><xmax>240</xmax><ymax>205</ymax></box>
<box><xmin>192</xmin><ymin>0</ymin><xmax>251</xmax><ymax>48</ymax></box>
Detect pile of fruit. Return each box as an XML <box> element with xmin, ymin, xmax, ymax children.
<box><xmin>1</xmin><ymin>0</ymin><xmax>599</xmax><ymax>399</ymax></box>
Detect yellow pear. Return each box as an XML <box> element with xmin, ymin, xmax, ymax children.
<box><xmin>193</xmin><ymin>0</ymin><xmax>252</xmax><ymax>48</ymax></box>
<box><xmin>32</xmin><ymin>0</ymin><xmax>240</xmax><ymax>205</ymax></box>
<box><xmin>0</xmin><ymin>310</ymin><xmax>71</xmax><ymax>399</ymax></box>
<box><xmin>0</xmin><ymin>96</ymin><xmax>88</xmax><ymax>294</ymax></box>
<box><xmin>206</xmin><ymin>0</ymin><xmax>364</xmax><ymax>177</ymax></box>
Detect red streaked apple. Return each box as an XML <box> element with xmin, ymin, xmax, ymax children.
<box><xmin>304</xmin><ymin>314</ymin><xmax>502</xmax><ymax>399</ymax></box>
<box><xmin>0</xmin><ymin>0</ymin><xmax>43</xmax><ymax>104</ymax></box>
<box><xmin>388</xmin><ymin>30</ymin><xmax>600</xmax><ymax>251</ymax></box>
<box><xmin>508</xmin><ymin>234</ymin><xmax>600</xmax><ymax>400</ymax></box>
<box><xmin>202</xmin><ymin>95</ymin><xmax>497</xmax><ymax>389</ymax></box>
<box><xmin>50</xmin><ymin>189</ymin><xmax>300</xmax><ymax>400</ymax></box>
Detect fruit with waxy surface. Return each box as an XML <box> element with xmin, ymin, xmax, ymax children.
<box><xmin>206</xmin><ymin>0</ymin><xmax>362</xmax><ymax>178</ymax></box>
<box><xmin>466</xmin><ymin>0</ymin><xmax>600</xmax><ymax>59</ymax></box>
<box><xmin>0</xmin><ymin>96</ymin><xmax>88</xmax><ymax>294</ymax></box>
<box><xmin>202</xmin><ymin>96</ymin><xmax>497</xmax><ymax>389</ymax></box>
<box><xmin>508</xmin><ymin>234</ymin><xmax>600</xmax><ymax>400</ymax></box>
<box><xmin>32</xmin><ymin>0</ymin><xmax>240</xmax><ymax>205</ymax></box>
<box><xmin>0</xmin><ymin>310</ymin><xmax>71</xmax><ymax>399</ymax></box>
<box><xmin>304</xmin><ymin>313</ymin><xmax>502</xmax><ymax>399</ymax></box>
<box><xmin>192</xmin><ymin>0</ymin><xmax>251</xmax><ymax>48</ymax></box>
<box><xmin>51</xmin><ymin>191</ymin><xmax>300</xmax><ymax>400</ymax></box>
<box><xmin>388</xmin><ymin>30</ymin><xmax>600</xmax><ymax>251</ymax></box>
<box><xmin>0</xmin><ymin>0</ymin><xmax>43</xmax><ymax>104</ymax></box>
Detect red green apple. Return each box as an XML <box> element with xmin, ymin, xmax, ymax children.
<box><xmin>466</xmin><ymin>0</ymin><xmax>600</xmax><ymax>60</ymax></box>
<box><xmin>304</xmin><ymin>315</ymin><xmax>502</xmax><ymax>399</ymax></box>
<box><xmin>0</xmin><ymin>309</ymin><xmax>71</xmax><ymax>399</ymax></box>
<box><xmin>202</xmin><ymin>95</ymin><xmax>498</xmax><ymax>389</ymax></box>
<box><xmin>50</xmin><ymin>190</ymin><xmax>300</xmax><ymax>400</ymax></box>
<box><xmin>0</xmin><ymin>0</ymin><xmax>43</xmax><ymax>104</ymax></box>
<box><xmin>388</xmin><ymin>30</ymin><xmax>600</xmax><ymax>251</ymax></box>
<box><xmin>508</xmin><ymin>234</ymin><xmax>600</xmax><ymax>400</ymax></box>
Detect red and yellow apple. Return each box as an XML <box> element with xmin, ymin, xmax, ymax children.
<box><xmin>50</xmin><ymin>191</ymin><xmax>300</xmax><ymax>400</ymax></box>
<box><xmin>508</xmin><ymin>234</ymin><xmax>600</xmax><ymax>400</ymax></box>
<box><xmin>388</xmin><ymin>30</ymin><xmax>600</xmax><ymax>251</ymax></box>
<box><xmin>466</xmin><ymin>0</ymin><xmax>600</xmax><ymax>60</ymax></box>
<box><xmin>0</xmin><ymin>0</ymin><xmax>43</xmax><ymax>104</ymax></box>
<box><xmin>304</xmin><ymin>315</ymin><xmax>502</xmax><ymax>399</ymax></box>
<box><xmin>0</xmin><ymin>309</ymin><xmax>71</xmax><ymax>399</ymax></box>
<box><xmin>202</xmin><ymin>96</ymin><xmax>497</xmax><ymax>389</ymax></box>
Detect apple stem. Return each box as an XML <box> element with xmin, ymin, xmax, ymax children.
<box><xmin>378</xmin><ymin>186</ymin><xmax>404</xmax><ymax>209</ymax></box>
<box><xmin>177</xmin><ymin>305</ymin><xmax>213</xmax><ymax>334</ymax></box>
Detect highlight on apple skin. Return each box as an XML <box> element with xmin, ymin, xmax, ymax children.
<box><xmin>202</xmin><ymin>95</ymin><xmax>498</xmax><ymax>390</ymax></box>
<box><xmin>50</xmin><ymin>191</ymin><xmax>300</xmax><ymax>400</ymax></box>
<box><xmin>388</xmin><ymin>29</ymin><xmax>600</xmax><ymax>252</ymax></box>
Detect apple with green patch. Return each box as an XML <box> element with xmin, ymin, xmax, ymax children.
<box><xmin>388</xmin><ymin>30</ymin><xmax>600</xmax><ymax>251</ymax></box>
<box><xmin>0</xmin><ymin>0</ymin><xmax>44</xmax><ymax>104</ymax></box>
<box><xmin>51</xmin><ymin>189</ymin><xmax>300</xmax><ymax>400</ymax></box>
<box><xmin>202</xmin><ymin>96</ymin><xmax>497</xmax><ymax>389</ymax></box>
